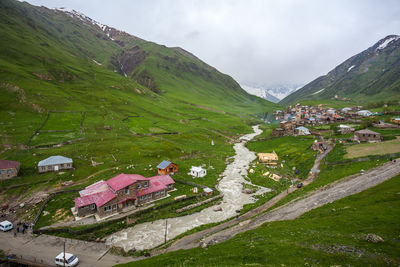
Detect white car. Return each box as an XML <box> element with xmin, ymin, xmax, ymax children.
<box><xmin>55</xmin><ymin>252</ymin><xmax>79</xmax><ymax>267</ymax></box>
<box><xmin>0</xmin><ymin>220</ymin><xmax>13</xmax><ymax>232</ymax></box>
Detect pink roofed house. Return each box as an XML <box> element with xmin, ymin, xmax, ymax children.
<box><xmin>74</xmin><ymin>173</ymin><xmax>175</xmax><ymax>218</ymax></box>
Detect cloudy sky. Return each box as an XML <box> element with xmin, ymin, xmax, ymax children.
<box><xmin>26</xmin><ymin>0</ymin><xmax>400</xmax><ymax>87</ymax></box>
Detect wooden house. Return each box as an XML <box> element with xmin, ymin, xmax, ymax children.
<box><xmin>258</xmin><ymin>152</ymin><xmax>279</xmax><ymax>165</ymax></box>
<box><xmin>0</xmin><ymin>160</ymin><xmax>20</xmax><ymax>180</ymax></box>
<box><xmin>354</xmin><ymin>129</ymin><xmax>381</xmax><ymax>143</ymax></box>
<box><xmin>157</xmin><ymin>160</ymin><xmax>178</xmax><ymax>175</ymax></box>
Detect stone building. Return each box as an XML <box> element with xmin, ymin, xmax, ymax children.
<box><xmin>0</xmin><ymin>160</ymin><xmax>20</xmax><ymax>180</ymax></box>
<box><xmin>74</xmin><ymin>173</ymin><xmax>175</xmax><ymax>218</ymax></box>
<box><xmin>38</xmin><ymin>156</ymin><xmax>73</xmax><ymax>173</ymax></box>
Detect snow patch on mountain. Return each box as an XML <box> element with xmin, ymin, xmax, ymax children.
<box><xmin>54</xmin><ymin>7</ymin><xmax>114</xmax><ymax>40</ymax></box>
<box><xmin>311</xmin><ymin>88</ymin><xmax>325</xmax><ymax>95</ymax></box>
<box><xmin>241</xmin><ymin>85</ymin><xmax>280</xmax><ymax>103</ymax></box>
<box><xmin>347</xmin><ymin>65</ymin><xmax>355</xmax><ymax>72</ymax></box>
<box><xmin>376</xmin><ymin>36</ymin><xmax>400</xmax><ymax>50</ymax></box>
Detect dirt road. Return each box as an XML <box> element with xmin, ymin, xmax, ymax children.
<box><xmin>0</xmin><ymin>231</ymin><xmax>133</xmax><ymax>267</ymax></box>
<box><xmin>201</xmin><ymin>158</ymin><xmax>400</xmax><ymax>246</ymax></box>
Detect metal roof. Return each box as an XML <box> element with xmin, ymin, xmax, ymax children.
<box><xmin>157</xmin><ymin>160</ymin><xmax>172</xmax><ymax>169</ymax></box>
<box><xmin>37</xmin><ymin>156</ymin><xmax>72</xmax><ymax>167</ymax></box>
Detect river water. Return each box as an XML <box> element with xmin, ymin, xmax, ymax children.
<box><xmin>106</xmin><ymin>125</ymin><xmax>270</xmax><ymax>251</ymax></box>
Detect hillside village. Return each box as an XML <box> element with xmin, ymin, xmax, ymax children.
<box><xmin>1</xmin><ymin>1</ymin><xmax>400</xmax><ymax>267</ymax></box>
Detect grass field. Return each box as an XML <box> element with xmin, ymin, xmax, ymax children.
<box><xmin>247</xmin><ymin>135</ymin><xmax>316</xmax><ymax>180</ymax></box>
<box><xmin>118</xmin><ymin>175</ymin><xmax>400</xmax><ymax>267</ymax></box>
<box><xmin>345</xmin><ymin>136</ymin><xmax>400</xmax><ymax>158</ymax></box>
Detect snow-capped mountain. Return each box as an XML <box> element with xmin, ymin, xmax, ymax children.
<box><xmin>241</xmin><ymin>83</ymin><xmax>302</xmax><ymax>103</ymax></box>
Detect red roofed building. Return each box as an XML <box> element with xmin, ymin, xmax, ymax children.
<box><xmin>74</xmin><ymin>173</ymin><xmax>175</xmax><ymax>218</ymax></box>
<box><xmin>0</xmin><ymin>160</ymin><xmax>20</xmax><ymax>180</ymax></box>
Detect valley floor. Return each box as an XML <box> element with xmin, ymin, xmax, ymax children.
<box><xmin>1</xmin><ymin>157</ymin><xmax>399</xmax><ymax>266</ymax></box>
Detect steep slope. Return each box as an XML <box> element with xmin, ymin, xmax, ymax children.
<box><xmin>0</xmin><ymin>0</ymin><xmax>279</xmax><ymax>203</ymax></box>
<box><xmin>281</xmin><ymin>35</ymin><xmax>400</xmax><ymax>105</ymax></box>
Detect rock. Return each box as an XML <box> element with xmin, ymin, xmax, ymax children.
<box><xmin>243</xmin><ymin>188</ymin><xmax>254</xmax><ymax>194</ymax></box>
<box><xmin>201</xmin><ymin>242</ymin><xmax>207</xmax><ymax>248</ymax></box>
<box><xmin>43</xmin><ymin>211</ymin><xmax>50</xmax><ymax>216</ymax></box>
<box><xmin>365</xmin><ymin>234</ymin><xmax>384</xmax><ymax>243</ymax></box>
<box><xmin>249</xmin><ymin>169</ymin><xmax>254</xmax><ymax>174</ymax></box>
<box><xmin>213</xmin><ymin>206</ymin><xmax>222</xmax><ymax>212</ymax></box>
<box><xmin>127</xmin><ymin>248</ymin><xmax>136</xmax><ymax>254</ymax></box>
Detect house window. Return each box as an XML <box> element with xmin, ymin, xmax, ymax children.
<box><xmin>174</xmin><ymin>167</ymin><xmax>177</xmax><ymax>170</ymax></box>
<box><xmin>60</xmin><ymin>164</ymin><xmax>64</xmax><ymax>168</ymax></box>
<box><xmin>104</xmin><ymin>205</ymin><xmax>112</xmax><ymax>212</ymax></box>
<box><xmin>147</xmin><ymin>194</ymin><xmax>152</xmax><ymax>199</ymax></box>
<box><xmin>41</xmin><ymin>167</ymin><xmax>45</xmax><ymax>170</ymax></box>
<box><xmin>113</xmin><ymin>204</ymin><xmax>117</xmax><ymax>210</ymax></box>
<box><xmin>0</xmin><ymin>170</ymin><xmax>5</xmax><ymax>174</ymax></box>
<box><xmin>7</xmin><ymin>169</ymin><xmax>12</xmax><ymax>174</ymax></box>
<box><xmin>125</xmin><ymin>187</ymin><xmax>130</xmax><ymax>195</ymax></box>
<box><xmin>144</xmin><ymin>181</ymin><xmax>148</xmax><ymax>187</ymax></box>
<box><xmin>137</xmin><ymin>183</ymin><xmax>141</xmax><ymax>189</ymax></box>
<box><xmin>67</xmin><ymin>164</ymin><xmax>70</xmax><ymax>167</ymax></box>
<box><xmin>161</xmin><ymin>190</ymin><xmax>165</xmax><ymax>195</ymax></box>
<box><xmin>167</xmin><ymin>184</ymin><xmax>173</xmax><ymax>189</ymax></box>
<box><xmin>155</xmin><ymin>191</ymin><xmax>160</xmax><ymax>196</ymax></box>
<box><xmin>47</xmin><ymin>166</ymin><xmax>51</xmax><ymax>170</ymax></box>
<box><xmin>90</xmin><ymin>204</ymin><xmax>96</xmax><ymax>210</ymax></box>
<box><xmin>140</xmin><ymin>196</ymin><xmax>144</xmax><ymax>200</ymax></box>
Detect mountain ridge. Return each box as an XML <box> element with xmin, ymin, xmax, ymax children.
<box><xmin>280</xmin><ymin>35</ymin><xmax>400</xmax><ymax>105</ymax></box>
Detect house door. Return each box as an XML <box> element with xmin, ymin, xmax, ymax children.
<box><xmin>54</xmin><ymin>165</ymin><xmax>59</xmax><ymax>171</ymax></box>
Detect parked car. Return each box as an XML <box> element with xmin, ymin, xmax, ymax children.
<box><xmin>296</xmin><ymin>182</ymin><xmax>303</xmax><ymax>188</ymax></box>
<box><xmin>55</xmin><ymin>252</ymin><xmax>79</xmax><ymax>267</ymax></box>
<box><xmin>0</xmin><ymin>220</ymin><xmax>13</xmax><ymax>232</ymax></box>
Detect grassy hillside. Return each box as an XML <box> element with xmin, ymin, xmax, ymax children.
<box><xmin>281</xmin><ymin>35</ymin><xmax>400</xmax><ymax>105</ymax></box>
<box><xmin>119</xmin><ymin>175</ymin><xmax>400</xmax><ymax>267</ymax></box>
<box><xmin>0</xmin><ymin>0</ymin><xmax>278</xmax><ymax>217</ymax></box>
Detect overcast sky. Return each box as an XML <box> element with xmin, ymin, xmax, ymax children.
<box><xmin>25</xmin><ymin>0</ymin><xmax>400</xmax><ymax>86</ymax></box>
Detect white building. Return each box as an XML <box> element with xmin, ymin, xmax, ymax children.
<box><xmin>357</xmin><ymin>110</ymin><xmax>372</xmax><ymax>117</ymax></box>
<box><xmin>295</xmin><ymin>126</ymin><xmax>311</xmax><ymax>135</ymax></box>
<box><xmin>190</xmin><ymin>166</ymin><xmax>207</xmax><ymax>178</ymax></box>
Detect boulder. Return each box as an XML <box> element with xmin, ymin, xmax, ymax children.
<box><xmin>365</xmin><ymin>234</ymin><xmax>384</xmax><ymax>243</ymax></box>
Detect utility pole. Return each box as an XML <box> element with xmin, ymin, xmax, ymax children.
<box><xmin>164</xmin><ymin>219</ymin><xmax>168</xmax><ymax>244</ymax></box>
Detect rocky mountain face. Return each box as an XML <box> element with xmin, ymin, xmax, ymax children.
<box><xmin>280</xmin><ymin>35</ymin><xmax>400</xmax><ymax>105</ymax></box>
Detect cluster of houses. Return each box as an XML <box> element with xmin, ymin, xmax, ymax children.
<box><xmin>272</xmin><ymin>104</ymin><xmax>382</xmax><ymax>136</ymax></box>
<box><xmin>72</xmin><ymin>160</ymin><xmax>211</xmax><ymax>219</ymax></box>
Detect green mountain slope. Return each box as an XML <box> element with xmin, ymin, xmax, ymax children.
<box><xmin>280</xmin><ymin>35</ymin><xmax>400</xmax><ymax>105</ymax></box>
<box><xmin>0</xmin><ymin>0</ymin><xmax>278</xmax><ymax>200</ymax></box>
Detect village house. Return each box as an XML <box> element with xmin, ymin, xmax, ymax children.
<box><xmin>0</xmin><ymin>160</ymin><xmax>20</xmax><ymax>180</ymax></box>
<box><xmin>258</xmin><ymin>151</ymin><xmax>279</xmax><ymax>165</ymax></box>
<box><xmin>38</xmin><ymin>156</ymin><xmax>73</xmax><ymax>173</ymax></box>
<box><xmin>295</xmin><ymin>126</ymin><xmax>311</xmax><ymax>136</ymax></box>
<box><xmin>357</xmin><ymin>110</ymin><xmax>373</xmax><ymax>117</ymax></box>
<box><xmin>74</xmin><ymin>173</ymin><xmax>175</xmax><ymax>218</ymax></box>
<box><xmin>354</xmin><ymin>129</ymin><xmax>382</xmax><ymax>143</ymax></box>
<box><xmin>341</xmin><ymin>107</ymin><xmax>352</xmax><ymax>113</ymax></box>
<box><xmin>311</xmin><ymin>141</ymin><xmax>327</xmax><ymax>152</ymax></box>
<box><xmin>338</xmin><ymin>124</ymin><xmax>355</xmax><ymax>134</ymax></box>
<box><xmin>157</xmin><ymin>160</ymin><xmax>178</xmax><ymax>175</ymax></box>
<box><xmin>391</xmin><ymin>118</ymin><xmax>400</xmax><ymax>125</ymax></box>
<box><xmin>190</xmin><ymin>166</ymin><xmax>207</xmax><ymax>178</ymax></box>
